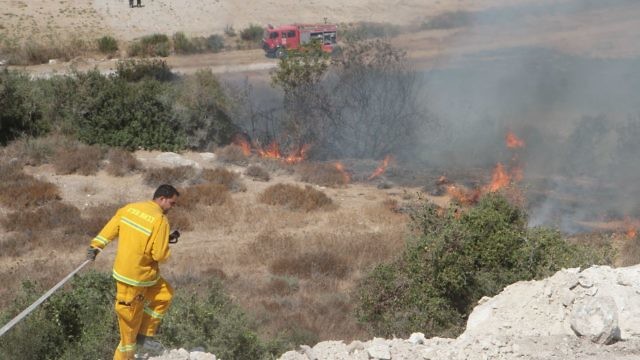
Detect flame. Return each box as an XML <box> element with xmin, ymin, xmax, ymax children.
<box><xmin>369</xmin><ymin>155</ymin><xmax>393</xmax><ymax>180</ymax></box>
<box><xmin>445</xmin><ymin>185</ymin><xmax>480</xmax><ymax>206</ymax></box>
<box><xmin>334</xmin><ymin>162</ymin><xmax>351</xmax><ymax>184</ymax></box>
<box><xmin>232</xmin><ymin>135</ymin><xmax>252</xmax><ymax>156</ymax></box>
<box><xmin>505</xmin><ymin>131</ymin><xmax>525</xmax><ymax>149</ymax></box>
<box><xmin>623</xmin><ymin>217</ymin><xmax>638</xmax><ymax>239</ymax></box>
<box><xmin>283</xmin><ymin>144</ymin><xmax>312</xmax><ymax>164</ymax></box>
<box><xmin>484</xmin><ymin>163</ymin><xmax>511</xmax><ymax>192</ymax></box>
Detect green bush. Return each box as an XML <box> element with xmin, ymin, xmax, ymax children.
<box><xmin>159</xmin><ymin>279</ymin><xmax>282</xmax><ymax>360</ymax></box>
<box><xmin>129</xmin><ymin>33</ymin><xmax>171</xmax><ymax>57</ymax></box>
<box><xmin>97</xmin><ymin>35</ymin><xmax>119</xmax><ymax>55</ymax></box>
<box><xmin>240</xmin><ymin>24</ymin><xmax>264</xmax><ymax>42</ymax></box>
<box><xmin>355</xmin><ymin>194</ymin><xmax>613</xmax><ymax>338</ymax></box>
<box><xmin>0</xmin><ymin>69</ymin><xmax>47</xmax><ymax>145</ymax></box>
<box><xmin>0</xmin><ymin>272</ymin><xmax>118</xmax><ymax>360</ymax></box>
<box><xmin>65</xmin><ymin>70</ymin><xmax>185</xmax><ymax>150</ymax></box>
<box><xmin>116</xmin><ymin>58</ymin><xmax>174</xmax><ymax>82</ymax></box>
<box><xmin>172</xmin><ymin>32</ymin><xmax>197</xmax><ymax>54</ymax></box>
<box><xmin>207</xmin><ymin>34</ymin><xmax>225</xmax><ymax>53</ymax></box>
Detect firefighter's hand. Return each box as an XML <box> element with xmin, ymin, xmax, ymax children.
<box><xmin>169</xmin><ymin>230</ymin><xmax>180</xmax><ymax>244</ymax></box>
<box><xmin>86</xmin><ymin>246</ymin><xmax>100</xmax><ymax>261</ymax></box>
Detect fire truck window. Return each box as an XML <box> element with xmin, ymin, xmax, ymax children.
<box><xmin>269</xmin><ymin>32</ymin><xmax>278</xmax><ymax>39</ymax></box>
<box><xmin>281</xmin><ymin>32</ymin><xmax>287</xmax><ymax>38</ymax></box>
<box><xmin>287</xmin><ymin>30</ymin><xmax>296</xmax><ymax>38</ymax></box>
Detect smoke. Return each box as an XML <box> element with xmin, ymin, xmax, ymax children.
<box><xmin>417</xmin><ymin>0</ymin><xmax>640</xmax><ymax>232</ymax></box>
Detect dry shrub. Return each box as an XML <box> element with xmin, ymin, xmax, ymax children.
<box><xmin>81</xmin><ymin>203</ymin><xmax>121</xmax><ymax>235</ymax></box>
<box><xmin>216</xmin><ymin>144</ymin><xmax>249</xmax><ymax>165</ymax></box>
<box><xmin>1</xmin><ymin>135</ymin><xmax>73</xmax><ymax>166</ymax></box>
<box><xmin>199</xmin><ymin>167</ymin><xmax>246</xmax><ymax>192</ymax></box>
<box><xmin>53</xmin><ymin>144</ymin><xmax>104</xmax><ymax>175</ymax></box>
<box><xmin>105</xmin><ymin>148</ymin><xmax>142</xmax><ymax>177</ymax></box>
<box><xmin>178</xmin><ymin>183</ymin><xmax>231</xmax><ymax>209</ymax></box>
<box><xmin>259</xmin><ymin>183</ymin><xmax>333</xmax><ymax>211</ymax></box>
<box><xmin>167</xmin><ymin>208</ymin><xmax>194</xmax><ymax>232</ymax></box>
<box><xmin>0</xmin><ymin>163</ymin><xmax>60</xmax><ymax>208</ymax></box>
<box><xmin>202</xmin><ymin>266</ymin><xmax>227</xmax><ymax>280</ymax></box>
<box><xmin>0</xmin><ymin>232</ymin><xmax>32</xmax><ymax>258</ymax></box>
<box><xmin>620</xmin><ymin>235</ymin><xmax>640</xmax><ymax>266</ymax></box>
<box><xmin>143</xmin><ymin>166</ymin><xmax>198</xmax><ymax>187</ymax></box>
<box><xmin>2</xmin><ymin>201</ymin><xmax>81</xmax><ymax>233</ymax></box>
<box><xmin>245</xmin><ymin>231</ymin><xmax>300</xmax><ymax>265</ymax></box>
<box><xmin>263</xmin><ymin>275</ymin><xmax>299</xmax><ymax>296</ymax></box>
<box><xmin>269</xmin><ymin>251</ymin><xmax>350</xmax><ymax>279</ymax></box>
<box><xmin>245</xmin><ymin>165</ymin><xmax>270</xmax><ymax>182</ymax></box>
<box><xmin>296</xmin><ymin>162</ymin><xmax>349</xmax><ymax>187</ymax></box>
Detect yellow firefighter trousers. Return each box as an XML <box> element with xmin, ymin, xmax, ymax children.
<box><xmin>113</xmin><ymin>277</ymin><xmax>173</xmax><ymax>360</ymax></box>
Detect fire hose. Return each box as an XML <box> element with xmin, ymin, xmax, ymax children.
<box><xmin>0</xmin><ymin>230</ymin><xmax>180</xmax><ymax>337</ymax></box>
<box><xmin>0</xmin><ymin>259</ymin><xmax>92</xmax><ymax>337</ymax></box>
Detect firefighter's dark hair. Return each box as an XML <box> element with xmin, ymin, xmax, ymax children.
<box><xmin>153</xmin><ymin>184</ymin><xmax>180</xmax><ymax>199</ymax></box>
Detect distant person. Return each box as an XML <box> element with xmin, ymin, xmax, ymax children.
<box><xmin>86</xmin><ymin>184</ymin><xmax>180</xmax><ymax>360</ymax></box>
<box><xmin>137</xmin><ymin>0</ymin><xmax>141</xmax><ymax>7</ymax></box>
<box><xmin>129</xmin><ymin>0</ymin><xmax>134</xmax><ymax>8</ymax></box>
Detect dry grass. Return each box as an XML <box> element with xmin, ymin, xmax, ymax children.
<box><xmin>167</xmin><ymin>208</ymin><xmax>194</xmax><ymax>232</ymax></box>
<box><xmin>245</xmin><ymin>165</ymin><xmax>270</xmax><ymax>182</ymax></box>
<box><xmin>198</xmin><ymin>167</ymin><xmax>246</xmax><ymax>192</ymax></box>
<box><xmin>259</xmin><ymin>183</ymin><xmax>334</xmax><ymax>211</ymax></box>
<box><xmin>216</xmin><ymin>144</ymin><xmax>249</xmax><ymax>165</ymax></box>
<box><xmin>143</xmin><ymin>165</ymin><xmax>199</xmax><ymax>187</ymax></box>
<box><xmin>0</xmin><ymin>163</ymin><xmax>60</xmax><ymax>208</ymax></box>
<box><xmin>178</xmin><ymin>183</ymin><xmax>231</xmax><ymax>209</ymax></box>
<box><xmin>53</xmin><ymin>144</ymin><xmax>104</xmax><ymax>175</ymax></box>
<box><xmin>269</xmin><ymin>251</ymin><xmax>350</xmax><ymax>279</ymax></box>
<box><xmin>296</xmin><ymin>162</ymin><xmax>349</xmax><ymax>187</ymax></box>
<box><xmin>105</xmin><ymin>148</ymin><xmax>142</xmax><ymax>177</ymax></box>
<box><xmin>1</xmin><ymin>135</ymin><xmax>73</xmax><ymax>166</ymax></box>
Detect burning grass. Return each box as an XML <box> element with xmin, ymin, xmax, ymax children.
<box><xmin>259</xmin><ymin>183</ymin><xmax>334</xmax><ymax>212</ymax></box>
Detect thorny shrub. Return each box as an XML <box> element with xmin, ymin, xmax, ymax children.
<box><xmin>258</xmin><ymin>183</ymin><xmax>333</xmax><ymax>211</ymax></box>
<box><xmin>178</xmin><ymin>183</ymin><xmax>231</xmax><ymax>209</ymax></box>
<box><xmin>296</xmin><ymin>162</ymin><xmax>349</xmax><ymax>187</ymax></box>
<box><xmin>0</xmin><ymin>163</ymin><xmax>59</xmax><ymax>208</ymax></box>
<box><xmin>245</xmin><ymin>165</ymin><xmax>270</xmax><ymax>182</ymax></box>
<box><xmin>198</xmin><ymin>167</ymin><xmax>246</xmax><ymax>192</ymax></box>
<box><xmin>143</xmin><ymin>166</ymin><xmax>199</xmax><ymax>187</ymax></box>
<box><xmin>105</xmin><ymin>148</ymin><xmax>141</xmax><ymax>177</ymax></box>
<box><xmin>269</xmin><ymin>251</ymin><xmax>350</xmax><ymax>279</ymax></box>
<box><xmin>53</xmin><ymin>144</ymin><xmax>104</xmax><ymax>175</ymax></box>
<box><xmin>263</xmin><ymin>275</ymin><xmax>299</xmax><ymax>296</ymax></box>
<box><xmin>216</xmin><ymin>144</ymin><xmax>249</xmax><ymax>165</ymax></box>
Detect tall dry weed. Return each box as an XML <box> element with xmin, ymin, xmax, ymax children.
<box><xmin>105</xmin><ymin>148</ymin><xmax>142</xmax><ymax>177</ymax></box>
<box><xmin>0</xmin><ymin>163</ymin><xmax>60</xmax><ymax>208</ymax></box>
<box><xmin>198</xmin><ymin>167</ymin><xmax>246</xmax><ymax>192</ymax></box>
<box><xmin>178</xmin><ymin>183</ymin><xmax>231</xmax><ymax>209</ymax></box>
<box><xmin>296</xmin><ymin>162</ymin><xmax>349</xmax><ymax>187</ymax></box>
<box><xmin>143</xmin><ymin>166</ymin><xmax>199</xmax><ymax>187</ymax></box>
<box><xmin>53</xmin><ymin>144</ymin><xmax>104</xmax><ymax>175</ymax></box>
<box><xmin>259</xmin><ymin>183</ymin><xmax>333</xmax><ymax>211</ymax></box>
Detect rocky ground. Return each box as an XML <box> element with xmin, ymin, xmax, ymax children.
<box><xmin>149</xmin><ymin>264</ymin><xmax>640</xmax><ymax>360</ymax></box>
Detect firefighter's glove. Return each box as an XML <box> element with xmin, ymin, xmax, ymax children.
<box><xmin>86</xmin><ymin>246</ymin><xmax>100</xmax><ymax>261</ymax></box>
<box><xmin>169</xmin><ymin>230</ymin><xmax>180</xmax><ymax>244</ymax></box>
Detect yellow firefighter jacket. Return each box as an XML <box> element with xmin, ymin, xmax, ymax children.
<box><xmin>90</xmin><ymin>200</ymin><xmax>171</xmax><ymax>287</ymax></box>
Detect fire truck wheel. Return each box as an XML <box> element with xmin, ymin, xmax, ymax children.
<box><xmin>275</xmin><ymin>48</ymin><xmax>285</xmax><ymax>58</ymax></box>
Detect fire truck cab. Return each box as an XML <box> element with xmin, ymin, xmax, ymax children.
<box><xmin>262</xmin><ymin>23</ymin><xmax>338</xmax><ymax>58</ymax></box>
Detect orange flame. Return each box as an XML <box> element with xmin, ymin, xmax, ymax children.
<box><xmin>506</xmin><ymin>131</ymin><xmax>525</xmax><ymax>149</ymax></box>
<box><xmin>484</xmin><ymin>163</ymin><xmax>511</xmax><ymax>192</ymax></box>
<box><xmin>445</xmin><ymin>185</ymin><xmax>480</xmax><ymax>206</ymax></box>
<box><xmin>334</xmin><ymin>162</ymin><xmax>351</xmax><ymax>184</ymax></box>
<box><xmin>232</xmin><ymin>136</ymin><xmax>252</xmax><ymax>156</ymax></box>
<box><xmin>369</xmin><ymin>155</ymin><xmax>393</xmax><ymax>180</ymax></box>
<box><xmin>623</xmin><ymin>217</ymin><xmax>638</xmax><ymax>239</ymax></box>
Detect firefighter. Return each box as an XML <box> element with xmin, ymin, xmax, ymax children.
<box><xmin>86</xmin><ymin>184</ymin><xmax>179</xmax><ymax>360</ymax></box>
<box><xmin>129</xmin><ymin>0</ymin><xmax>134</xmax><ymax>8</ymax></box>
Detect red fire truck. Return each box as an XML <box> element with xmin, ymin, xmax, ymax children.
<box><xmin>262</xmin><ymin>23</ymin><xmax>338</xmax><ymax>58</ymax></box>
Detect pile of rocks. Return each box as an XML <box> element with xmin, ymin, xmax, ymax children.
<box><xmin>152</xmin><ymin>265</ymin><xmax>640</xmax><ymax>360</ymax></box>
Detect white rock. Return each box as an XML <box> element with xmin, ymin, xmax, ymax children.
<box><xmin>408</xmin><ymin>332</ymin><xmax>426</xmax><ymax>345</ymax></box>
<box><xmin>570</xmin><ymin>296</ymin><xmax>621</xmax><ymax>344</ymax></box>
<box><xmin>367</xmin><ymin>344</ymin><xmax>391</xmax><ymax>359</ymax></box>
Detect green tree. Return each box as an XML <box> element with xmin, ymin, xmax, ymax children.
<box><xmin>270</xmin><ymin>41</ymin><xmax>334</xmax><ymax>153</ymax></box>
<box><xmin>0</xmin><ymin>69</ymin><xmax>47</xmax><ymax>144</ymax></box>
<box><xmin>173</xmin><ymin>69</ymin><xmax>238</xmax><ymax>149</ymax></box>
